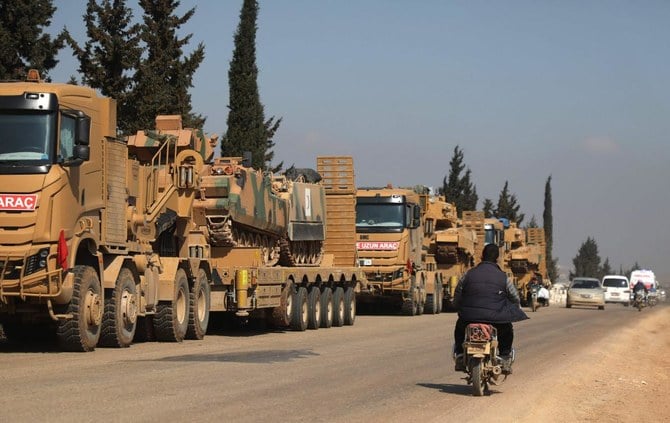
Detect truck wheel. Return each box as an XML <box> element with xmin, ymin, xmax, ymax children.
<box><xmin>307</xmin><ymin>287</ymin><xmax>321</xmax><ymax>329</ymax></box>
<box><xmin>134</xmin><ymin>316</ymin><xmax>155</xmax><ymax>342</ymax></box>
<box><xmin>344</xmin><ymin>286</ymin><xmax>356</xmax><ymax>326</ymax></box>
<box><xmin>269</xmin><ymin>281</ymin><xmax>294</xmax><ymax>328</ymax></box>
<box><xmin>332</xmin><ymin>287</ymin><xmax>345</xmax><ymax>327</ymax></box>
<box><xmin>436</xmin><ymin>280</ymin><xmax>443</xmax><ymax>314</ymax></box>
<box><xmin>416</xmin><ymin>287</ymin><xmax>425</xmax><ymax>316</ymax></box>
<box><xmin>56</xmin><ymin>265</ymin><xmax>103</xmax><ymax>352</ymax></box>
<box><xmin>100</xmin><ymin>268</ymin><xmax>138</xmax><ymax>348</ymax></box>
<box><xmin>186</xmin><ymin>268</ymin><xmax>210</xmax><ymax>340</ymax></box>
<box><xmin>401</xmin><ymin>297</ymin><xmax>417</xmax><ymax>316</ymax></box>
<box><xmin>154</xmin><ymin>268</ymin><xmax>189</xmax><ymax>342</ymax></box>
<box><xmin>320</xmin><ymin>287</ymin><xmax>333</xmax><ymax>328</ymax></box>
<box><xmin>290</xmin><ymin>287</ymin><xmax>308</xmax><ymax>331</ymax></box>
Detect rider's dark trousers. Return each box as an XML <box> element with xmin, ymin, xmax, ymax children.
<box><xmin>454</xmin><ymin>318</ymin><xmax>514</xmax><ymax>356</ymax></box>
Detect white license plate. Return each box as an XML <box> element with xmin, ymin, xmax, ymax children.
<box><xmin>611</xmin><ymin>293</ymin><xmax>619</xmax><ymax>296</ymax></box>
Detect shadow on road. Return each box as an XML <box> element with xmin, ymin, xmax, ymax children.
<box><xmin>416</xmin><ymin>382</ymin><xmax>502</xmax><ymax>397</ymax></box>
<box><xmin>141</xmin><ymin>348</ymin><xmax>319</xmax><ymax>364</ymax></box>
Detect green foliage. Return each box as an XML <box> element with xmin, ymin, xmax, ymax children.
<box><xmin>570</xmin><ymin>237</ymin><xmax>601</xmax><ymax>279</ymax></box>
<box><xmin>441</xmin><ymin>146</ymin><xmax>478</xmax><ymax>217</ymax></box>
<box><xmin>526</xmin><ymin>215</ymin><xmax>538</xmax><ymax>228</ymax></box>
<box><xmin>482</xmin><ymin>198</ymin><xmax>494</xmax><ymax>218</ymax></box>
<box><xmin>65</xmin><ymin>0</ymin><xmax>142</xmax><ymax>135</ymax></box>
<box><xmin>127</xmin><ymin>0</ymin><xmax>205</xmax><ymax>134</ymax></box>
<box><xmin>223</xmin><ymin>0</ymin><xmax>281</xmax><ymax>171</ymax></box>
<box><xmin>0</xmin><ymin>0</ymin><xmax>65</xmax><ymax>81</ymax></box>
<box><xmin>494</xmin><ymin>181</ymin><xmax>525</xmax><ymax>224</ymax></box>
<box><xmin>543</xmin><ymin>175</ymin><xmax>558</xmax><ymax>282</ymax></box>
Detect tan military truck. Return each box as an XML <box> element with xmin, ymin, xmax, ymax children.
<box><xmin>0</xmin><ymin>71</ymin><xmax>212</xmax><ymax>351</ymax></box>
<box><xmin>355</xmin><ymin>187</ymin><xmax>446</xmax><ymax>315</ymax></box>
<box><xmin>422</xmin><ymin>195</ymin><xmax>477</xmax><ymax>310</ymax></box>
<box><xmin>197</xmin><ymin>156</ymin><xmax>364</xmax><ymax>331</ymax></box>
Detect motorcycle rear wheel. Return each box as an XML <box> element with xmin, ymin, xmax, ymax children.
<box><xmin>470</xmin><ymin>358</ymin><xmax>485</xmax><ymax>396</ymax></box>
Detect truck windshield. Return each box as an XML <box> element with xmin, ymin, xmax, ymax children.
<box><xmin>356</xmin><ymin>204</ymin><xmax>405</xmax><ymax>232</ymax></box>
<box><xmin>0</xmin><ymin>112</ymin><xmax>55</xmax><ymax>162</ymax></box>
<box><xmin>484</xmin><ymin>228</ymin><xmax>495</xmax><ymax>245</ymax></box>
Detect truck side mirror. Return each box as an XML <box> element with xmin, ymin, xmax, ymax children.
<box><xmin>76</xmin><ymin>114</ymin><xmax>91</xmax><ymax>146</ymax></box>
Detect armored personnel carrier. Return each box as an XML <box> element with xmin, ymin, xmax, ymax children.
<box><xmin>196</xmin><ymin>158</ymin><xmax>327</xmax><ymax>266</ymax></box>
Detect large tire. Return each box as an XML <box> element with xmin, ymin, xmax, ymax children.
<box><xmin>435</xmin><ymin>280</ymin><xmax>443</xmax><ymax>314</ymax></box>
<box><xmin>290</xmin><ymin>287</ymin><xmax>308</xmax><ymax>331</ymax></box>
<box><xmin>424</xmin><ymin>293</ymin><xmax>438</xmax><ymax>314</ymax></box>
<box><xmin>154</xmin><ymin>268</ymin><xmax>189</xmax><ymax>342</ymax></box>
<box><xmin>133</xmin><ymin>316</ymin><xmax>155</xmax><ymax>342</ymax></box>
<box><xmin>344</xmin><ymin>286</ymin><xmax>356</xmax><ymax>326</ymax></box>
<box><xmin>307</xmin><ymin>287</ymin><xmax>322</xmax><ymax>330</ymax></box>
<box><xmin>269</xmin><ymin>282</ymin><xmax>294</xmax><ymax>328</ymax></box>
<box><xmin>100</xmin><ymin>268</ymin><xmax>138</xmax><ymax>348</ymax></box>
<box><xmin>401</xmin><ymin>296</ymin><xmax>418</xmax><ymax>316</ymax></box>
<box><xmin>56</xmin><ymin>265</ymin><xmax>103</xmax><ymax>352</ymax></box>
<box><xmin>332</xmin><ymin>287</ymin><xmax>345</xmax><ymax>327</ymax></box>
<box><xmin>320</xmin><ymin>287</ymin><xmax>333</xmax><ymax>328</ymax></box>
<box><xmin>186</xmin><ymin>268</ymin><xmax>210</xmax><ymax>340</ymax></box>
<box><xmin>470</xmin><ymin>358</ymin><xmax>485</xmax><ymax>397</ymax></box>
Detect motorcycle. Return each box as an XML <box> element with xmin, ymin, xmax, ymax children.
<box><xmin>454</xmin><ymin>323</ymin><xmax>513</xmax><ymax>396</ymax></box>
<box><xmin>632</xmin><ymin>292</ymin><xmax>646</xmax><ymax>311</ymax></box>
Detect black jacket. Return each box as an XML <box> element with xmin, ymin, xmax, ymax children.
<box><xmin>453</xmin><ymin>261</ymin><xmax>529</xmax><ymax>323</ymax></box>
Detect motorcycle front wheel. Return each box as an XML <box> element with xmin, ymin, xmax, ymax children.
<box><xmin>470</xmin><ymin>358</ymin><xmax>485</xmax><ymax>396</ymax></box>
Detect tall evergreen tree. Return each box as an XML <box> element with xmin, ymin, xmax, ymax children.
<box><xmin>0</xmin><ymin>0</ymin><xmax>65</xmax><ymax>80</ymax></box>
<box><xmin>542</xmin><ymin>175</ymin><xmax>558</xmax><ymax>282</ymax></box>
<box><xmin>65</xmin><ymin>0</ymin><xmax>141</xmax><ymax>135</ymax></box>
<box><xmin>223</xmin><ymin>0</ymin><xmax>281</xmax><ymax>170</ymax></box>
<box><xmin>570</xmin><ymin>237</ymin><xmax>601</xmax><ymax>279</ymax></box>
<box><xmin>494</xmin><ymin>181</ymin><xmax>525</xmax><ymax>224</ymax></box>
<box><xmin>128</xmin><ymin>0</ymin><xmax>205</xmax><ymax>134</ymax></box>
<box><xmin>442</xmin><ymin>146</ymin><xmax>478</xmax><ymax>217</ymax></box>
<box><xmin>482</xmin><ymin>198</ymin><xmax>495</xmax><ymax>218</ymax></box>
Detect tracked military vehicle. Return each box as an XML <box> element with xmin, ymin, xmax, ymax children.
<box><xmin>195</xmin><ymin>158</ymin><xmax>327</xmax><ymax>266</ymax></box>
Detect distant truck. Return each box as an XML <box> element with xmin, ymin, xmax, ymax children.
<box><xmin>355</xmin><ymin>187</ymin><xmax>458</xmax><ymax>315</ymax></box>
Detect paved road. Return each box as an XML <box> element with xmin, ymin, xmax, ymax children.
<box><xmin>0</xmin><ymin>303</ymin><xmax>663</xmax><ymax>422</ymax></box>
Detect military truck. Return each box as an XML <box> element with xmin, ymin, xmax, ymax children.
<box><xmin>196</xmin><ymin>156</ymin><xmax>364</xmax><ymax>331</ymax></box>
<box><xmin>0</xmin><ymin>71</ymin><xmax>213</xmax><ymax>351</ymax></box>
<box><xmin>503</xmin><ymin>224</ymin><xmax>546</xmax><ymax>305</ymax></box>
<box><xmin>355</xmin><ymin>187</ymin><xmax>448</xmax><ymax>315</ymax></box>
<box><xmin>421</xmin><ymin>195</ymin><xmax>477</xmax><ymax>310</ymax></box>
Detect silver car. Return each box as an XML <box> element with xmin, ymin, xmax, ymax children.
<box><xmin>566</xmin><ymin>277</ymin><xmax>605</xmax><ymax>310</ymax></box>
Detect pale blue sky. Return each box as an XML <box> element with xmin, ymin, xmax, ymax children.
<box><xmin>49</xmin><ymin>1</ymin><xmax>670</xmax><ymax>282</ymax></box>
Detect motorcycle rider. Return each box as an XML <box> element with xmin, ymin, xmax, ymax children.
<box><xmin>527</xmin><ymin>276</ymin><xmax>542</xmax><ymax>305</ymax></box>
<box><xmin>452</xmin><ymin>243</ymin><xmax>528</xmax><ymax>374</ymax></box>
<box><xmin>632</xmin><ymin>280</ymin><xmax>648</xmax><ymax>303</ymax></box>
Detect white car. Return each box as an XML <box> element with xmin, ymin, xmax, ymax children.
<box><xmin>602</xmin><ymin>275</ymin><xmax>631</xmax><ymax>306</ymax></box>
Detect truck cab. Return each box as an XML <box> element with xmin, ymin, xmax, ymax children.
<box><xmin>355</xmin><ymin>188</ymin><xmax>425</xmax><ymax>313</ymax></box>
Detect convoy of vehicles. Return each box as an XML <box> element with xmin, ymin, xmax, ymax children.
<box><xmin>0</xmin><ymin>73</ymin><xmax>363</xmax><ymax>351</ymax></box>
<box><xmin>354</xmin><ymin>187</ymin><xmax>476</xmax><ymax>315</ymax></box>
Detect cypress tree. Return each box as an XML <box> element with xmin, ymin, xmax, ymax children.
<box><xmin>570</xmin><ymin>237</ymin><xmax>601</xmax><ymax>279</ymax></box>
<box><xmin>129</xmin><ymin>0</ymin><xmax>205</xmax><ymax>134</ymax></box>
<box><xmin>223</xmin><ymin>0</ymin><xmax>281</xmax><ymax>170</ymax></box>
<box><xmin>482</xmin><ymin>199</ymin><xmax>495</xmax><ymax>218</ymax></box>
<box><xmin>65</xmin><ymin>0</ymin><xmax>141</xmax><ymax>135</ymax></box>
<box><xmin>442</xmin><ymin>146</ymin><xmax>478</xmax><ymax>216</ymax></box>
<box><xmin>542</xmin><ymin>175</ymin><xmax>559</xmax><ymax>282</ymax></box>
<box><xmin>495</xmin><ymin>181</ymin><xmax>525</xmax><ymax>224</ymax></box>
<box><xmin>0</xmin><ymin>0</ymin><xmax>65</xmax><ymax>80</ymax></box>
